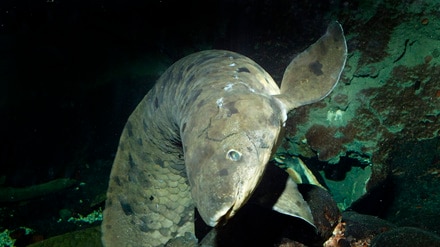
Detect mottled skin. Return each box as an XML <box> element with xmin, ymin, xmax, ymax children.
<box><xmin>102</xmin><ymin>22</ymin><xmax>347</xmax><ymax>246</ymax></box>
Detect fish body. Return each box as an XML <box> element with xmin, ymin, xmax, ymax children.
<box><xmin>102</xmin><ymin>22</ymin><xmax>347</xmax><ymax>246</ymax></box>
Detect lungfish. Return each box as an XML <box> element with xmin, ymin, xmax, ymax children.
<box><xmin>102</xmin><ymin>22</ymin><xmax>347</xmax><ymax>246</ymax></box>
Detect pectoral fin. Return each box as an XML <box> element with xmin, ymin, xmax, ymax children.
<box><xmin>249</xmin><ymin>162</ymin><xmax>316</xmax><ymax>228</ymax></box>
<box><xmin>272</xmin><ymin>177</ymin><xmax>315</xmax><ymax>227</ymax></box>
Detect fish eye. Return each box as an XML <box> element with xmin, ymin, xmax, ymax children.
<box><xmin>227</xmin><ymin>149</ymin><xmax>242</xmax><ymax>161</ymax></box>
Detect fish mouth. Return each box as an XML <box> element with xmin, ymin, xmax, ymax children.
<box><xmin>197</xmin><ymin>201</ymin><xmax>236</xmax><ymax>227</ymax></box>
<box><xmin>204</xmin><ymin>200</ymin><xmax>236</xmax><ymax>227</ymax></box>
<box><xmin>207</xmin><ymin>165</ymin><xmax>267</xmax><ymax>226</ymax></box>
<box><xmin>216</xmin><ymin>201</ymin><xmax>236</xmax><ymax>226</ymax></box>
<box><xmin>208</xmin><ymin>183</ymin><xmax>253</xmax><ymax>226</ymax></box>
<box><xmin>194</xmin><ymin>173</ymin><xmax>254</xmax><ymax>227</ymax></box>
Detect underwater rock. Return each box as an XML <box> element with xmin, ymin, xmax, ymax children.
<box><xmin>323</xmin><ymin>211</ymin><xmax>398</xmax><ymax>247</ymax></box>
<box><xmin>395</xmin><ymin>213</ymin><xmax>440</xmax><ymax>236</ymax></box>
<box><xmin>371</xmin><ymin>227</ymin><xmax>440</xmax><ymax>247</ymax></box>
<box><xmin>303</xmin><ymin>185</ymin><xmax>341</xmax><ymax>244</ymax></box>
<box><xmin>322</xmin><ymin>213</ymin><xmax>440</xmax><ymax>247</ymax></box>
<box><xmin>341</xmin><ymin>211</ymin><xmax>396</xmax><ymax>245</ymax></box>
<box><xmin>346</xmin><ymin>176</ymin><xmax>394</xmax><ymax>217</ymax></box>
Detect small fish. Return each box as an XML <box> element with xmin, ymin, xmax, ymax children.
<box><xmin>274</xmin><ymin>154</ymin><xmax>327</xmax><ymax>190</ymax></box>
<box><xmin>102</xmin><ymin>22</ymin><xmax>347</xmax><ymax>247</ymax></box>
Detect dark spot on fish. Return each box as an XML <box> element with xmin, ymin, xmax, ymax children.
<box><xmin>237</xmin><ymin>67</ymin><xmax>250</xmax><ymax>73</ymax></box>
<box><xmin>139</xmin><ymin>224</ymin><xmax>150</xmax><ymax>233</ymax></box>
<box><xmin>189</xmin><ymin>88</ymin><xmax>202</xmax><ymax>103</ymax></box>
<box><xmin>105</xmin><ymin>224</ymin><xmax>112</xmax><ymax>230</ymax></box>
<box><xmin>139</xmin><ymin>216</ymin><xmax>150</xmax><ymax>232</ymax></box>
<box><xmin>181</xmin><ymin>122</ymin><xmax>187</xmax><ymax>133</ymax></box>
<box><xmin>247</xmin><ymin>146</ymin><xmax>253</xmax><ymax>152</ymax></box>
<box><xmin>264</xmin><ymin>78</ymin><xmax>271</xmax><ymax>84</ymax></box>
<box><xmin>128</xmin><ymin>154</ymin><xmax>136</xmax><ymax>168</ymax></box>
<box><xmin>126</xmin><ymin>121</ymin><xmax>133</xmax><ymax>137</ymax></box>
<box><xmin>268</xmin><ymin>111</ymin><xmax>280</xmax><ymax>127</ymax></box>
<box><xmin>224</xmin><ymin>102</ymin><xmax>239</xmax><ymax>116</ymax></box>
<box><xmin>197</xmin><ymin>99</ymin><xmax>206</xmax><ymax>108</ymax></box>
<box><xmin>177</xmin><ymin>216</ymin><xmax>186</xmax><ymax>227</ymax></box>
<box><xmin>135</xmin><ymin>172</ymin><xmax>149</xmax><ymax>186</ymax></box>
<box><xmin>295</xmin><ymin>200</ymin><xmax>303</xmax><ymax>207</ymax></box>
<box><xmin>113</xmin><ymin>176</ymin><xmax>122</xmax><ymax>186</ymax></box>
<box><xmin>309</xmin><ymin>61</ymin><xmax>323</xmax><ymax>76</ymax></box>
<box><xmin>154</xmin><ymin>97</ymin><xmax>159</xmax><ymax>109</ymax></box>
<box><xmin>155</xmin><ymin>158</ymin><xmax>164</xmax><ymax>168</ymax></box>
<box><xmin>149</xmin><ymin>195</ymin><xmax>154</xmax><ymax>201</ymax></box>
<box><xmin>219</xmin><ymin>168</ymin><xmax>229</xmax><ymax>176</ymax></box>
<box><xmin>119</xmin><ymin>199</ymin><xmax>134</xmax><ymax>216</ymax></box>
<box><xmin>185</xmin><ymin>74</ymin><xmax>195</xmax><ymax>86</ymax></box>
<box><xmin>127</xmin><ymin>159</ymin><xmax>140</xmax><ymax>183</ymax></box>
<box><xmin>259</xmin><ymin>141</ymin><xmax>269</xmax><ymax>149</ymax></box>
<box><xmin>186</xmin><ymin>63</ymin><xmax>194</xmax><ymax>72</ymax></box>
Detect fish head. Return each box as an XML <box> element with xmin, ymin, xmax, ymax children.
<box><xmin>182</xmin><ymin>91</ymin><xmax>287</xmax><ymax>226</ymax></box>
